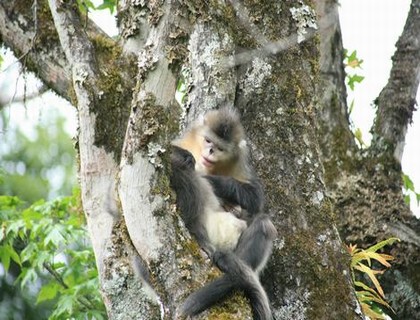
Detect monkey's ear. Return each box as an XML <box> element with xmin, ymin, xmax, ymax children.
<box><xmin>239</xmin><ymin>139</ymin><xmax>247</xmax><ymax>149</ymax></box>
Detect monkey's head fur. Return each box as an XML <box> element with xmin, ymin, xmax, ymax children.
<box><xmin>173</xmin><ymin>107</ymin><xmax>251</xmax><ymax>181</ymax></box>
<box><xmin>197</xmin><ymin>107</ymin><xmax>250</xmax><ymax>180</ymax></box>
<box><xmin>202</xmin><ymin>107</ymin><xmax>245</xmax><ymax>147</ymax></box>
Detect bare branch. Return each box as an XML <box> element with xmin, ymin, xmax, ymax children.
<box><xmin>314</xmin><ymin>0</ymin><xmax>358</xmax><ymax>185</ymax></box>
<box><xmin>371</xmin><ymin>0</ymin><xmax>420</xmax><ymax>161</ymax></box>
<box><xmin>221</xmin><ymin>31</ymin><xmax>307</xmax><ymax>68</ymax></box>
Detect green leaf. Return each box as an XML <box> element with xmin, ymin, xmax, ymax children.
<box><xmin>6</xmin><ymin>219</ymin><xmax>25</xmax><ymax>237</ymax></box>
<box><xmin>20</xmin><ymin>242</ymin><xmax>37</xmax><ymax>263</ymax></box>
<box><xmin>20</xmin><ymin>268</ymin><xmax>38</xmax><ymax>288</ymax></box>
<box><xmin>22</xmin><ymin>207</ymin><xmax>43</xmax><ymax>224</ymax></box>
<box><xmin>402</xmin><ymin>173</ymin><xmax>415</xmax><ymax>191</ymax></box>
<box><xmin>354</xmin><ymin>263</ymin><xmax>385</xmax><ymax>298</ymax></box>
<box><xmin>37</xmin><ymin>281</ymin><xmax>60</xmax><ymax>303</ymax></box>
<box><xmin>354</xmin><ymin>128</ymin><xmax>365</xmax><ymax>147</ymax></box>
<box><xmin>96</xmin><ymin>0</ymin><xmax>117</xmax><ymax>13</ymax></box>
<box><xmin>366</xmin><ymin>237</ymin><xmax>400</xmax><ymax>253</ymax></box>
<box><xmin>347</xmin><ymin>74</ymin><xmax>365</xmax><ymax>91</ymax></box>
<box><xmin>404</xmin><ymin>194</ymin><xmax>411</xmax><ymax>205</ymax></box>
<box><xmin>44</xmin><ymin>225</ymin><xmax>66</xmax><ymax>247</ymax></box>
<box><xmin>55</xmin><ymin>294</ymin><xmax>74</xmax><ymax>315</ymax></box>
<box><xmin>6</xmin><ymin>244</ymin><xmax>21</xmax><ymax>266</ymax></box>
<box><xmin>33</xmin><ymin>250</ymin><xmax>51</xmax><ymax>269</ymax></box>
<box><xmin>0</xmin><ymin>246</ymin><xmax>11</xmax><ymax>271</ymax></box>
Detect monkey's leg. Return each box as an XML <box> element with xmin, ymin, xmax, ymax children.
<box><xmin>235</xmin><ymin>214</ymin><xmax>277</xmax><ymax>272</ymax></box>
<box><xmin>211</xmin><ymin>215</ymin><xmax>276</xmax><ymax>319</ymax></box>
<box><xmin>179</xmin><ymin>216</ymin><xmax>277</xmax><ymax>319</ymax></box>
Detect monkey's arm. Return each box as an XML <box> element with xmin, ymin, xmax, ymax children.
<box><xmin>170</xmin><ymin>146</ymin><xmax>216</xmax><ymax>257</ymax></box>
<box><xmin>204</xmin><ymin>175</ymin><xmax>264</xmax><ymax>215</ymax></box>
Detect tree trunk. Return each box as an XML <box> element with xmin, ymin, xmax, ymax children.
<box><xmin>316</xmin><ymin>1</ymin><xmax>420</xmax><ymax>319</ymax></box>
<box><xmin>1</xmin><ymin>0</ymin><xmax>364</xmax><ymax>318</ymax></box>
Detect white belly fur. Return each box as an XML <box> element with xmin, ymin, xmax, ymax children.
<box><xmin>204</xmin><ymin>210</ymin><xmax>247</xmax><ymax>251</ymax></box>
<box><xmin>197</xmin><ymin>174</ymin><xmax>247</xmax><ymax>251</ymax></box>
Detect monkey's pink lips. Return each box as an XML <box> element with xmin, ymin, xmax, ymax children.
<box><xmin>201</xmin><ymin>156</ymin><xmax>214</xmax><ymax>167</ymax></box>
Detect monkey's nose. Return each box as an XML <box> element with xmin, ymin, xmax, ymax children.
<box><xmin>209</xmin><ymin>148</ymin><xmax>214</xmax><ymax>155</ymax></box>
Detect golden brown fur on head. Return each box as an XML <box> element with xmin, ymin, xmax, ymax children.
<box><xmin>172</xmin><ymin>107</ymin><xmax>251</xmax><ymax>182</ymax></box>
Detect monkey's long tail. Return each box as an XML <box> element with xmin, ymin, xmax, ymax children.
<box><xmin>179</xmin><ymin>253</ymin><xmax>272</xmax><ymax>320</ymax></box>
<box><xmin>217</xmin><ymin>252</ymin><xmax>272</xmax><ymax>320</ymax></box>
<box><xmin>178</xmin><ymin>275</ymin><xmax>235</xmax><ymax>316</ymax></box>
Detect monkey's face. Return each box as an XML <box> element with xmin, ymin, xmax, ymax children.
<box><xmin>200</xmin><ymin>135</ymin><xmax>236</xmax><ymax>172</ymax></box>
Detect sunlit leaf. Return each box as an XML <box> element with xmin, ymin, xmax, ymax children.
<box><xmin>20</xmin><ymin>268</ymin><xmax>38</xmax><ymax>288</ymax></box>
<box><xmin>6</xmin><ymin>219</ymin><xmax>25</xmax><ymax>236</ymax></box>
<box><xmin>354</xmin><ymin>263</ymin><xmax>385</xmax><ymax>298</ymax></box>
<box><xmin>354</xmin><ymin>281</ymin><xmax>382</xmax><ymax>299</ymax></box>
<box><xmin>96</xmin><ymin>0</ymin><xmax>117</xmax><ymax>13</ymax></box>
<box><xmin>366</xmin><ymin>237</ymin><xmax>400</xmax><ymax>253</ymax></box>
<box><xmin>354</xmin><ymin>128</ymin><xmax>365</xmax><ymax>146</ymax></box>
<box><xmin>45</xmin><ymin>225</ymin><xmax>66</xmax><ymax>247</ymax></box>
<box><xmin>0</xmin><ymin>246</ymin><xmax>11</xmax><ymax>271</ymax></box>
<box><xmin>402</xmin><ymin>173</ymin><xmax>415</xmax><ymax>191</ymax></box>
<box><xmin>6</xmin><ymin>244</ymin><xmax>21</xmax><ymax>266</ymax></box>
<box><xmin>37</xmin><ymin>282</ymin><xmax>60</xmax><ymax>303</ymax></box>
<box><xmin>20</xmin><ymin>242</ymin><xmax>37</xmax><ymax>263</ymax></box>
<box><xmin>347</xmin><ymin>74</ymin><xmax>365</xmax><ymax>91</ymax></box>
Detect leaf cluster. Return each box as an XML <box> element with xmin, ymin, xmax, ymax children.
<box><xmin>347</xmin><ymin>237</ymin><xmax>400</xmax><ymax>320</ymax></box>
<box><xmin>343</xmin><ymin>49</ymin><xmax>367</xmax><ymax>147</ymax></box>
<box><xmin>343</xmin><ymin>49</ymin><xmax>365</xmax><ymax>91</ymax></box>
<box><xmin>0</xmin><ymin>191</ymin><xmax>106</xmax><ymax>320</ymax></box>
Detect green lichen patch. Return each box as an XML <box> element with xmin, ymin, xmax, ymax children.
<box><xmin>133</xmin><ymin>95</ymin><xmax>179</xmax><ymax>152</ymax></box>
<box><xmin>88</xmin><ymin>34</ymin><xmax>137</xmax><ymax>162</ymax></box>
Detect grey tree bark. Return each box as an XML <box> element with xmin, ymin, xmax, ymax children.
<box><xmin>0</xmin><ymin>0</ymin><xmax>375</xmax><ymax>319</ymax></box>
<box><xmin>315</xmin><ymin>0</ymin><xmax>420</xmax><ymax>319</ymax></box>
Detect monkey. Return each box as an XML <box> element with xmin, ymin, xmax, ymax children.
<box><xmin>173</xmin><ymin>108</ymin><xmax>264</xmax><ymax>216</ymax></box>
<box><xmin>170</xmin><ymin>107</ymin><xmax>277</xmax><ymax>319</ymax></box>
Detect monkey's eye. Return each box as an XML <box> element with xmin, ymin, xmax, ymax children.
<box><xmin>204</xmin><ymin>137</ymin><xmax>211</xmax><ymax>144</ymax></box>
<box><xmin>216</xmin><ymin>146</ymin><xmax>224</xmax><ymax>152</ymax></box>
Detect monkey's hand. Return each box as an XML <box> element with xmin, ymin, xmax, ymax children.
<box><xmin>205</xmin><ymin>175</ymin><xmax>263</xmax><ymax>215</ymax></box>
<box><xmin>171</xmin><ymin>146</ymin><xmax>196</xmax><ymax>170</ymax></box>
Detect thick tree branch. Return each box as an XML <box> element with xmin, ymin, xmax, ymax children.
<box><xmin>314</xmin><ymin>0</ymin><xmax>358</xmax><ymax>186</ymax></box>
<box><xmin>47</xmin><ymin>3</ymin><xmax>139</xmax><ymax>318</ymax></box>
<box><xmin>0</xmin><ymin>0</ymin><xmax>71</xmax><ymax>100</ymax></box>
<box><xmin>371</xmin><ymin>0</ymin><xmax>420</xmax><ymax>161</ymax></box>
<box><xmin>47</xmin><ymin>0</ymin><xmax>98</xmax><ymax>80</ymax></box>
<box><xmin>315</xmin><ymin>2</ymin><xmax>420</xmax><ymax>317</ymax></box>
<box><xmin>0</xmin><ymin>0</ymin><xmax>114</xmax><ymax>103</ymax></box>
